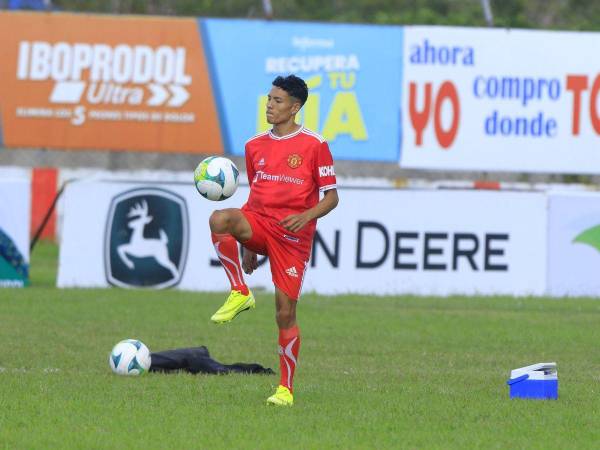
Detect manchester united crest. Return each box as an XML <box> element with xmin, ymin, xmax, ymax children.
<box><xmin>287</xmin><ymin>154</ymin><xmax>303</xmax><ymax>169</ymax></box>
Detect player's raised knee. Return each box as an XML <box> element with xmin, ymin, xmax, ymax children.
<box><xmin>209</xmin><ymin>210</ymin><xmax>230</xmax><ymax>233</ymax></box>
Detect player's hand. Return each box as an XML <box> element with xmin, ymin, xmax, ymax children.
<box><xmin>242</xmin><ymin>249</ymin><xmax>258</xmax><ymax>275</ymax></box>
<box><xmin>280</xmin><ymin>212</ymin><xmax>312</xmax><ymax>233</ymax></box>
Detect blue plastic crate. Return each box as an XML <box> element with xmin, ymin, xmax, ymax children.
<box><xmin>507</xmin><ymin>362</ymin><xmax>558</xmax><ymax>400</ymax></box>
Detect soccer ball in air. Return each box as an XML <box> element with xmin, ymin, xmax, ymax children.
<box><xmin>193</xmin><ymin>156</ymin><xmax>240</xmax><ymax>201</ymax></box>
<box><xmin>109</xmin><ymin>339</ymin><xmax>151</xmax><ymax>376</ymax></box>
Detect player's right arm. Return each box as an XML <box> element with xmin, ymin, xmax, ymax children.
<box><xmin>242</xmin><ymin>142</ymin><xmax>258</xmax><ymax>274</ymax></box>
<box><xmin>242</xmin><ymin>248</ymin><xmax>258</xmax><ymax>275</ymax></box>
<box><xmin>245</xmin><ymin>143</ymin><xmax>256</xmax><ymax>187</ymax></box>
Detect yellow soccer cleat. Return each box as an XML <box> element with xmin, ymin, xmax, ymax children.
<box><xmin>210</xmin><ymin>290</ymin><xmax>255</xmax><ymax>324</ymax></box>
<box><xmin>266</xmin><ymin>385</ymin><xmax>294</xmax><ymax>406</ymax></box>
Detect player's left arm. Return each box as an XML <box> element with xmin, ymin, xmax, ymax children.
<box><xmin>280</xmin><ymin>141</ymin><xmax>338</xmax><ymax>233</ymax></box>
<box><xmin>280</xmin><ymin>188</ymin><xmax>338</xmax><ymax>232</ymax></box>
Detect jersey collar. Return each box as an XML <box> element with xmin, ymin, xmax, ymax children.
<box><xmin>269</xmin><ymin>125</ymin><xmax>304</xmax><ymax>140</ymax></box>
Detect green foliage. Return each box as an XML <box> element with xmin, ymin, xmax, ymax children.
<box><xmin>48</xmin><ymin>0</ymin><xmax>600</xmax><ymax>31</ymax></box>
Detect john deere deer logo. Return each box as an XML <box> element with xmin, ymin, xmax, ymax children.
<box><xmin>105</xmin><ymin>188</ymin><xmax>188</xmax><ymax>288</ymax></box>
<box><xmin>117</xmin><ymin>200</ymin><xmax>180</xmax><ymax>279</ymax></box>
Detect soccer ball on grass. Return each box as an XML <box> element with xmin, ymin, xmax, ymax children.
<box><xmin>109</xmin><ymin>339</ymin><xmax>151</xmax><ymax>376</ymax></box>
<box><xmin>193</xmin><ymin>156</ymin><xmax>239</xmax><ymax>201</ymax></box>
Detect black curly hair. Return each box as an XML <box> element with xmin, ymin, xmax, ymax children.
<box><xmin>272</xmin><ymin>75</ymin><xmax>308</xmax><ymax>107</ymax></box>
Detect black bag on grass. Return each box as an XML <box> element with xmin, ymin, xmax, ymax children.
<box><xmin>149</xmin><ymin>346</ymin><xmax>274</xmax><ymax>375</ymax></box>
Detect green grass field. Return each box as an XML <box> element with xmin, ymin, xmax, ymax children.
<box><xmin>2</xmin><ymin>242</ymin><xmax>600</xmax><ymax>449</ymax></box>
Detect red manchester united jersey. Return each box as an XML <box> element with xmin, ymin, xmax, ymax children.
<box><xmin>242</xmin><ymin>126</ymin><xmax>337</xmax><ymax>251</ymax></box>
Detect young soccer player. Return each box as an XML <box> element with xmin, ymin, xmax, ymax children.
<box><xmin>208</xmin><ymin>74</ymin><xmax>338</xmax><ymax>406</ymax></box>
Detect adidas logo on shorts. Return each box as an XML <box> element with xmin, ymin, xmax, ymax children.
<box><xmin>285</xmin><ymin>266</ymin><xmax>298</xmax><ymax>278</ymax></box>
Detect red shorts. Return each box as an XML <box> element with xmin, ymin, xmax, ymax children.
<box><xmin>240</xmin><ymin>209</ymin><xmax>311</xmax><ymax>300</ymax></box>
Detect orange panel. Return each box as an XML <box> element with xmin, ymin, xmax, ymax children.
<box><xmin>31</xmin><ymin>167</ymin><xmax>58</xmax><ymax>241</ymax></box>
<box><xmin>473</xmin><ymin>180</ymin><xmax>501</xmax><ymax>190</ymax></box>
<box><xmin>0</xmin><ymin>12</ymin><xmax>223</xmax><ymax>154</ymax></box>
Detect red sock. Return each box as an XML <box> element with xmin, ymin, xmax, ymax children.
<box><xmin>278</xmin><ymin>326</ymin><xmax>300</xmax><ymax>392</ymax></box>
<box><xmin>211</xmin><ymin>233</ymin><xmax>249</xmax><ymax>295</ymax></box>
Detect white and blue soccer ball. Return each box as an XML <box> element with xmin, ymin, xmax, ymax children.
<box><xmin>109</xmin><ymin>339</ymin><xmax>151</xmax><ymax>376</ymax></box>
<box><xmin>194</xmin><ymin>156</ymin><xmax>239</xmax><ymax>201</ymax></box>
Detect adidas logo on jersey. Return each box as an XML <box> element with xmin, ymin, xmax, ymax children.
<box><xmin>258</xmin><ymin>158</ymin><xmax>265</xmax><ymax>166</ymax></box>
<box><xmin>285</xmin><ymin>266</ymin><xmax>298</xmax><ymax>278</ymax></box>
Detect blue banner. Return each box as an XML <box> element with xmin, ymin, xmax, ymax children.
<box><xmin>201</xmin><ymin>19</ymin><xmax>403</xmax><ymax>162</ymax></box>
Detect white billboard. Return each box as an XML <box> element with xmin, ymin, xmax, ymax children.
<box><xmin>58</xmin><ymin>181</ymin><xmax>547</xmax><ymax>296</ymax></box>
<box><xmin>547</xmin><ymin>192</ymin><xmax>600</xmax><ymax>296</ymax></box>
<box><xmin>58</xmin><ymin>180</ymin><xmax>240</xmax><ymax>291</ymax></box>
<box><xmin>305</xmin><ymin>188</ymin><xmax>547</xmax><ymax>296</ymax></box>
<box><xmin>401</xmin><ymin>26</ymin><xmax>600</xmax><ymax>173</ymax></box>
<box><xmin>0</xmin><ymin>178</ymin><xmax>31</xmax><ymax>287</ymax></box>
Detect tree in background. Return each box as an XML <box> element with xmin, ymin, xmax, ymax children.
<box><xmin>21</xmin><ymin>0</ymin><xmax>600</xmax><ymax>31</ymax></box>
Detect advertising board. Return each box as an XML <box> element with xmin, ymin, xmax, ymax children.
<box><xmin>202</xmin><ymin>19</ymin><xmax>403</xmax><ymax>161</ymax></box>
<box><xmin>0</xmin><ymin>178</ymin><xmax>30</xmax><ymax>287</ymax></box>
<box><xmin>547</xmin><ymin>192</ymin><xmax>600</xmax><ymax>296</ymax></box>
<box><xmin>0</xmin><ymin>12</ymin><xmax>223</xmax><ymax>154</ymax></box>
<box><xmin>401</xmin><ymin>26</ymin><xmax>600</xmax><ymax>173</ymax></box>
<box><xmin>58</xmin><ymin>182</ymin><xmax>546</xmax><ymax>296</ymax></box>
